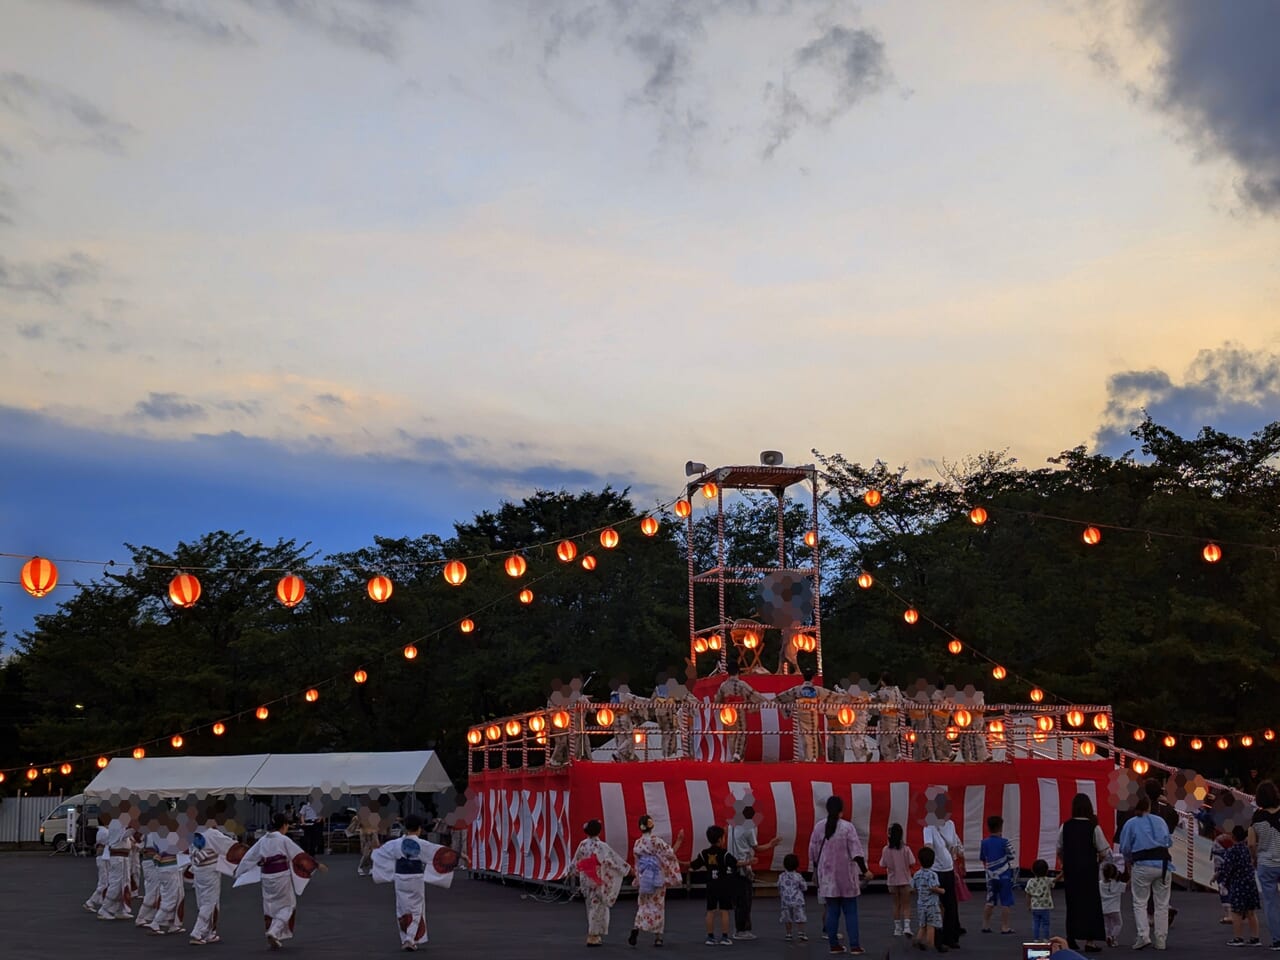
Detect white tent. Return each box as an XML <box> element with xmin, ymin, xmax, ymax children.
<box><xmin>245</xmin><ymin>751</ymin><xmax>452</xmax><ymax>796</ymax></box>
<box><xmin>84</xmin><ymin>751</ymin><xmax>452</xmax><ymax>799</ymax></box>
<box><xmin>84</xmin><ymin>754</ymin><xmax>271</xmax><ymax>799</ymax></box>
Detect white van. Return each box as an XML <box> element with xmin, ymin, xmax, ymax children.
<box><xmin>39</xmin><ymin>794</ymin><xmax>100</xmax><ymax>850</ymax></box>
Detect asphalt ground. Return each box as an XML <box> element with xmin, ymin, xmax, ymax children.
<box><xmin>0</xmin><ymin>853</ymin><xmax>1251</xmax><ymax>960</ymax></box>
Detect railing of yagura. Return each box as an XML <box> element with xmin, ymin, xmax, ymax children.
<box><xmin>465</xmin><ymin>701</ymin><xmax>1117</xmax><ymax>773</ymax></box>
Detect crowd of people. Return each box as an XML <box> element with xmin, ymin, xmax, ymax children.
<box><xmin>563</xmin><ymin>778</ymin><xmax>1280</xmax><ymax>955</ymax></box>
<box><xmin>78</xmin><ymin>811</ymin><xmax>464</xmax><ymax>951</ymax></box>
<box><xmin>547</xmin><ymin>662</ymin><xmax>1018</xmax><ymax>765</ymax></box>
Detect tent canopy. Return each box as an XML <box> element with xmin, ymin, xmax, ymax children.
<box><xmin>84</xmin><ymin>750</ymin><xmax>452</xmax><ymax>800</ymax></box>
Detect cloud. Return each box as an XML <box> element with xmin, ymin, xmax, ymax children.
<box><xmin>64</xmin><ymin>0</ymin><xmax>417</xmax><ymax>59</ymax></box>
<box><xmin>0</xmin><ymin>252</ymin><xmax>98</xmax><ymax>302</ymax></box>
<box><xmin>1134</xmin><ymin>0</ymin><xmax>1280</xmax><ymax>214</ymax></box>
<box><xmin>765</xmin><ymin>23</ymin><xmax>890</xmax><ymax>158</ymax></box>
<box><xmin>60</xmin><ymin>0</ymin><xmax>253</xmax><ymax>44</ymax></box>
<box><xmin>1095</xmin><ymin>343</ymin><xmax>1280</xmax><ymax>454</ymax></box>
<box><xmin>0</xmin><ymin>72</ymin><xmax>136</xmax><ymax>152</ymax></box>
<box><xmin>133</xmin><ymin>392</ymin><xmax>208</xmax><ymax>421</ymax></box>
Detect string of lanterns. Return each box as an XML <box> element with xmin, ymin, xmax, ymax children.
<box><xmin>825</xmin><ymin>492</ymin><xmax>1279</xmax><ymax>750</ymax></box>
<box><xmin>1</xmin><ymin>494</ymin><xmax>709</xmax><ymax>782</ymax></box>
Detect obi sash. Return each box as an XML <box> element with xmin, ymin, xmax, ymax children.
<box><xmin>261</xmin><ymin>854</ymin><xmax>290</xmax><ymax>875</ymax></box>
<box><xmin>109</xmin><ymin>847</ymin><xmax>132</xmax><ymax>857</ymax></box>
<box><xmin>140</xmin><ymin>847</ymin><xmax>157</xmax><ymax>862</ymax></box>
<box><xmin>395</xmin><ymin>858</ymin><xmax>426</xmax><ymax>876</ymax></box>
<box><xmin>155</xmin><ymin>852</ymin><xmax>178</xmax><ymax>868</ymax></box>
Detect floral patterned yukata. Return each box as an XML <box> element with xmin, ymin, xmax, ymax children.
<box><xmin>631</xmin><ymin>833</ymin><xmax>683</xmax><ymax>933</ymax></box>
<box><xmin>572</xmin><ymin>836</ymin><xmax>629</xmax><ymax>943</ymax></box>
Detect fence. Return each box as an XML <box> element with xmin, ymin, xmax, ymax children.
<box><xmin>0</xmin><ymin>793</ymin><xmax>64</xmax><ymax>844</ymax></box>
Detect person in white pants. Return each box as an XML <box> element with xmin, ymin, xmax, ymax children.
<box><xmin>134</xmin><ymin>830</ymin><xmax>161</xmax><ymax>928</ymax></box>
<box><xmin>96</xmin><ymin>820</ymin><xmax>134</xmax><ymax>920</ymax></box>
<box><xmin>188</xmin><ymin>827</ymin><xmax>234</xmax><ymax>944</ymax></box>
<box><xmin>83</xmin><ymin>824</ymin><xmax>110</xmax><ymax>913</ymax></box>
<box><xmin>1118</xmin><ymin>795</ymin><xmax>1173</xmax><ymax>950</ymax></box>
<box><xmin>145</xmin><ymin>842</ymin><xmax>187</xmax><ymax>935</ymax></box>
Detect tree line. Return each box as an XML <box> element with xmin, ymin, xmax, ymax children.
<box><xmin>2</xmin><ymin>417</ymin><xmax>1277</xmax><ymax>793</ymax></box>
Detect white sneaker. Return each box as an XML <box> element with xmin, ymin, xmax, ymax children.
<box><xmin>734</xmin><ymin>932</ymin><xmax>757</xmax><ymax>940</ymax></box>
<box><xmin>893</xmin><ymin>921</ymin><xmax>902</xmax><ymax>936</ymax></box>
<box><xmin>1154</xmin><ymin>938</ymin><xmax>1167</xmax><ymax>951</ymax></box>
<box><xmin>1133</xmin><ymin>937</ymin><xmax>1151</xmax><ymax>950</ymax></box>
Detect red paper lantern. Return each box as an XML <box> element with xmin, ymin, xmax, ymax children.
<box><xmin>20</xmin><ymin>556</ymin><xmax>58</xmax><ymax>598</ymax></box>
<box><xmin>212</xmin><ymin>722</ymin><xmax>226</xmax><ymax>736</ymax></box>
<box><xmin>305</xmin><ymin>688</ymin><xmax>319</xmax><ymax>703</ymax></box>
<box><xmin>96</xmin><ymin>756</ymin><xmax>109</xmax><ymax>769</ymax></box>
<box><xmin>864</xmin><ymin>489</ymin><xmax>882</xmax><ymax>507</ymax></box>
<box><xmin>367</xmin><ymin>575</ymin><xmax>393</xmax><ymax>603</ymax></box>
<box><xmin>969</xmin><ymin>507</ymin><xmax>988</xmax><ymax>526</ymax></box>
<box><xmin>857</xmin><ymin>571</ymin><xmax>873</xmax><ymax>589</ymax></box>
<box><xmin>460</xmin><ymin>619</ymin><xmax>475</xmax><ymax>633</ymax></box>
<box><xmin>1267</xmin><ymin>729</ymin><xmax>1276</xmax><ymax>741</ymax></box>
<box><xmin>443</xmin><ymin>560</ymin><xmax>467</xmax><ymax>586</ymax></box>
<box><xmin>467</xmin><ymin>729</ymin><xmax>483</xmax><ymax>746</ymax></box>
<box><xmin>600</xmin><ymin>528</ymin><xmax>620</xmax><ymax>549</ymax></box>
<box><xmin>132</xmin><ymin>747</ymin><xmax>145</xmax><ymax>760</ymax></box>
<box><xmin>947</xmin><ymin>639</ymin><xmax>963</xmax><ymax>655</ymax></box>
<box><xmin>485</xmin><ymin>724</ymin><xmax>501</xmax><ymax>741</ymax></box>
<box><xmin>505</xmin><ymin>720</ymin><xmax>522</xmax><ymax>737</ymax></box>
<box><xmin>403</xmin><ymin>644</ymin><xmax>418</xmax><ymax>660</ymax></box>
<box><xmin>596</xmin><ymin>707</ymin><xmax>615</xmax><ymax>727</ymax></box>
<box><xmin>1242</xmin><ymin>735</ymin><xmax>1254</xmax><ymax>747</ymax></box>
<box><xmin>168</xmin><ymin>572</ymin><xmax>201</xmax><ymax>608</ymax></box>
<box><xmin>1190</xmin><ymin>738</ymin><xmax>1203</xmax><ymax>751</ymax></box>
<box><xmin>903</xmin><ymin>608</ymin><xmax>919</xmax><ymax>625</ymax></box>
<box><xmin>519</xmin><ymin>588</ymin><xmax>534</xmax><ymax>604</ymax></box>
<box><xmin>276</xmin><ymin>573</ymin><xmax>306</xmax><ymax>608</ymax></box>
<box><xmin>60</xmin><ymin>762</ymin><xmax>72</xmax><ymax>775</ymax></box>
<box><xmin>255</xmin><ymin>705</ymin><xmax>269</xmax><ymax>720</ymax></box>
<box><xmin>640</xmin><ymin>517</ymin><xmax>659</xmax><ymax>537</ymax></box>
<box><xmin>992</xmin><ymin>664</ymin><xmax>1007</xmax><ymax>680</ymax></box>
<box><xmin>837</xmin><ymin>707</ymin><xmax>856</xmax><ymax>726</ymax></box>
<box><xmin>804</xmin><ymin>530</ymin><xmax>818</xmax><ymax>548</ymax></box>
<box><xmin>504</xmin><ymin>555</ymin><xmax>527</xmax><ymax>578</ymax></box>
<box><xmin>1082</xmin><ymin>526</ymin><xmax>1102</xmax><ymax>546</ymax></box>
<box><xmin>674</xmin><ymin>500</ymin><xmax>692</xmax><ymax>518</ymax></box>
<box><xmin>1080</xmin><ymin>740</ymin><xmax>1097</xmax><ymax>756</ymax></box>
<box><xmin>556</xmin><ymin>540</ymin><xmax>577</xmax><ymax>563</ymax></box>
<box><xmin>1093</xmin><ymin>713</ymin><xmax>1109</xmax><ymax>732</ymax></box>
<box><xmin>1162</xmin><ymin>734</ymin><xmax>1176</xmax><ymax>748</ymax></box>
<box><xmin>1202</xmin><ymin>542</ymin><xmax>1222</xmax><ymax>564</ymax></box>
<box><xmin>693</xmin><ymin>637</ymin><xmax>708</xmax><ymax>654</ymax></box>
<box><xmin>701</xmin><ymin>482</ymin><xmax>718</xmax><ymax>500</ymax></box>
<box><xmin>1132</xmin><ymin>759</ymin><xmax>1149</xmax><ymax>775</ymax></box>
<box><xmin>1037</xmin><ymin>716</ymin><xmax>1054</xmax><ymax>732</ymax></box>
<box><xmin>719</xmin><ymin>706</ymin><xmax>738</xmax><ymax>726</ymax></box>
<box><xmin>1066</xmin><ymin>710</ymin><xmax>1084</xmax><ymax>728</ymax></box>
<box><xmin>26</xmin><ymin>767</ymin><xmax>39</xmax><ymax>780</ymax></box>
<box><xmin>552</xmin><ymin>710</ymin><xmax>571</xmax><ymax>730</ymax></box>
<box><xmin>742</xmin><ymin>630</ymin><xmax>760</xmax><ymax>650</ymax></box>
<box><xmin>353</xmin><ymin>669</ymin><xmax>368</xmax><ymax>684</ymax></box>
<box><xmin>170</xmin><ymin>735</ymin><xmax>183</xmax><ymax>749</ymax></box>
<box><xmin>1216</xmin><ymin>737</ymin><xmax>1229</xmax><ymax>750</ymax></box>
<box><xmin>581</xmin><ymin>555</ymin><xmax>597</xmax><ymax>571</ymax></box>
<box><xmin>1029</xmin><ymin>688</ymin><xmax>1044</xmax><ymax>703</ymax></box>
<box><xmin>953</xmin><ymin>709</ymin><xmax>972</xmax><ymax>728</ymax></box>
<box><xmin>529</xmin><ymin>715</ymin><xmax>546</xmax><ymax>733</ymax></box>
<box><xmin>1132</xmin><ymin>728</ymin><xmax>1146</xmax><ymax>742</ymax></box>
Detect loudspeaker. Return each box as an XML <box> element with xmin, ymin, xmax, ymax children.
<box><xmin>685</xmin><ymin>460</ymin><xmax>708</xmax><ymax>477</ymax></box>
<box><xmin>759</xmin><ymin>450</ymin><xmax>784</xmax><ymax>466</ymax></box>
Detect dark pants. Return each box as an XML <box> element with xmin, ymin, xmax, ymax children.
<box><xmin>303</xmin><ymin>822</ymin><xmax>323</xmax><ymax>856</ymax></box>
<box><xmin>734</xmin><ymin>874</ymin><xmax>753</xmax><ymax>932</ymax></box>
<box><xmin>824</xmin><ymin>896</ymin><xmax>860</xmax><ymax>950</ymax></box>
<box><xmin>939</xmin><ymin>869</ymin><xmax>962</xmax><ymax>947</ymax></box>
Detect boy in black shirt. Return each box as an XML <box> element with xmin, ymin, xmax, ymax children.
<box><xmin>690</xmin><ymin>825</ymin><xmax>739</xmax><ymax>946</ymax></box>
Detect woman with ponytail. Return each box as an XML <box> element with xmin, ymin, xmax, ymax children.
<box><xmin>808</xmin><ymin>796</ymin><xmax>870</xmax><ymax>954</ymax></box>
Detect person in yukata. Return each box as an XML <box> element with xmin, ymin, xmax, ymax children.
<box><xmin>776</xmin><ymin>664</ymin><xmax>833</xmax><ymax>762</ymax></box>
<box><xmin>233</xmin><ymin>812</ymin><xmax>325</xmax><ymax>950</ymax></box>
<box><xmin>873</xmin><ymin>672</ymin><xmax>905</xmax><ymax>761</ymax></box>
<box><xmin>134</xmin><ymin>820</ymin><xmax>161</xmax><ymax>928</ymax></box>
<box><xmin>371</xmin><ymin>814</ymin><xmax>466</xmax><ymax>952</ymax></box>
<box><xmin>83</xmin><ymin>822</ymin><xmax>110</xmax><ymax>913</ymax></box>
<box><xmin>188</xmin><ymin>824</ymin><xmax>236</xmax><ymax>945</ymax></box>
<box><xmin>144</xmin><ymin>830</ymin><xmax>187</xmax><ymax>936</ymax></box>
<box><xmin>716</xmin><ymin>658</ymin><xmax>765</xmax><ymax>762</ymax></box>
<box><xmin>96</xmin><ymin>817</ymin><xmax>135</xmax><ymax>921</ymax></box>
<box><xmin>571</xmin><ymin>818</ymin><xmax>630</xmax><ymax>946</ymax></box>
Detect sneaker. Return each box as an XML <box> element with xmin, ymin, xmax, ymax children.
<box><xmin>706</xmin><ymin>935</ymin><xmax>718</xmax><ymax>946</ymax></box>
<box><xmin>1133</xmin><ymin>939</ymin><xmax>1151</xmax><ymax>951</ymax></box>
<box><xmin>734</xmin><ymin>932</ymin><xmax>757</xmax><ymax>940</ymax></box>
<box><xmin>1246</xmin><ymin>938</ymin><xmax>1260</xmax><ymax>946</ymax></box>
<box><xmin>1229</xmin><ymin>939</ymin><xmax>1248</xmax><ymax>947</ymax></box>
<box><xmin>849</xmin><ymin>949</ymin><xmax>865</xmax><ymax>955</ymax></box>
<box><xmin>799</xmin><ymin>933</ymin><xmax>808</xmax><ymax>942</ymax></box>
<box><xmin>719</xmin><ymin>935</ymin><xmax>733</xmax><ymax>946</ymax></box>
<box><xmin>784</xmin><ymin>934</ymin><xmax>793</xmax><ymax>943</ymax></box>
<box><xmin>1154</xmin><ymin>939</ymin><xmax>1167</xmax><ymax>951</ymax></box>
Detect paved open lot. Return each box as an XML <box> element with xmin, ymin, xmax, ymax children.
<box><xmin>0</xmin><ymin>853</ymin><xmax>1250</xmax><ymax>959</ymax></box>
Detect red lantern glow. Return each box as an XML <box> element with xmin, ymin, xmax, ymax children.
<box><xmin>1029</xmin><ymin>688</ymin><xmax>1044</xmax><ymax>703</ymax></box>
<box><xmin>20</xmin><ymin>556</ymin><xmax>58</xmax><ymax>598</ymax></box>
<box><xmin>596</xmin><ymin>707</ymin><xmax>615</xmax><ymax>727</ymax></box>
<box><xmin>60</xmin><ymin>762</ymin><xmax>72</xmax><ymax>775</ymax></box>
<box><xmin>556</xmin><ymin>540</ymin><xmax>578</xmax><ymax>563</ymax></box>
<box><xmin>212</xmin><ymin>722</ymin><xmax>225</xmax><ymax>736</ymax></box>
<box><xmin>168</xmin><ymin>572</ymin><xmax>201</xmax><ymax>608</ymax></box>
<box><xmin>255</xmin><ymin>706</ymin><xmax>269</xmax><ymax>720</ymax></box>
<box><xmin>864</xmin><ymin>489</ymin><xmax>882</xmax><ymax>507</ymax></box>
<box><xmin>903</xmin><ymin>608</ymin><xmax>919</xmax><ymax>625</ymax></box>
<box><xmin>170</xmin><ymin>735</ymin><xmax>183</xmax><ymax>749</ymax></box>
<box><xmin>305</xmin><ymin>688</ymin><xmax>319</xmax><ymax>703</ymax></box>
<box><xmin>953</xmin><ymin>709</ymin><xmax>972</xmax><ymax>728</ymax></box>
<box><xmin>367</xmin><ymin>575</ymin><xmax>393</xmax><ymax>603</ymax></box>
<box><xmin>96</xmin><ymin>756</ymin><xmax>109</xmax><ymax>769</ymax></box>
<box><xmin>519</xmin><ymin>588</ymin><xmax>534</xmax><ymax>604</ymax></box>
<box><xmin>857</xmin><ymin>571</ymin><xmax>873</xmax><ymax>589</ymax></box>
<box><xmin>552</xmin><ymin>710</ymin><xmax>571</xmax><ymax>730</ymax></box>
<box><xmin>1082</xmin><ymin>526</ymin><xmax>1102</xmax><ymax>546</ymax></box>
<box><xmin>485</xmin><ymin>724</ymin><xmax>501</xmax><ymax>741</ymax></box>
<box><xmin>505</xmin><ymin>720</ymin><xmax>522</xmax><ymax>737</ymax></box>
<box><xmin>443</xmin><ymin>560</ymin><xmax>467</xmax><ymax>586</ymax></box>
<box><xmin>276</xmin><ymin>574</ymin><xmax>306</xmax><ymax>608</ymax></box>
<box><xmin>460</xmin><ymin>619</ymin><xmax>475</xmax><ymax>633</ymax></box>
<box><xmin>674</xmin><ymin>500</ymin><xmax>692</xmax><ymax>518</ymax></box>
<box><xmin>719</xmin><ymin>706</ymin><xmax>738</xmax><ymax>726</ymax></box>
<box><xmin>1066</xmin><ymin>710</ymin><xmax>1084</xmax><ymax>728</ymax></box>
<box><xmin>640</xmin><ymin>517</ymin><xmax>659</xmax><ymax>537</ymax></box>
<box><xmin>1190</xmin><ymin>738</ymin><xmax>1203</xmax><ymax>751</ymax></box>
<box><xmin>969</xmin><ymin>507</ymin><xmax>988</xmax><ymax>526</ymax></box>
<box><xmin>26</xmin><ymin>767</ymin><xmax>39</xmax><ymax>780</ymax></box>
<box><xmin>1036</xmin><ymin>716</ymin><xmax>1054</xmax><ymax>732</ymax></box>
<box><xmin>693</xmin><ymin>637</ymin><xmax>708</xmax><ymax>654</ymax></box>
<box><xmin>947</xmin><ymin>640</ymin><xmax>963</xmax><ymax>655</ymax></box>
<box><xmin>467</xmin><ymin>729</ymin><xmax>482</xmax><ymax>746</ymax></box>
<box><xmin>1093</xmin><ymin>713</ymin><xmax>1109</xmax><ymax>732</ymax></box>
<box><xmin>1202</xmin><ymin>542</ymin><xmax>1222</xmax><ymax>563</ymax></box>
<box><xmin>837</xmin><ymin>707</ymin><xmax>856</xmax><ymax>726</ymax></box>
<box><xmin>1242</xmin><ymin>735</ymin><xmax>1254</xmax><ymax>747</ymax></box>
<box><xmin>1080</xmin><ymin>740</ymin><xmax>1097</xmax><ymax>756</ymax></box>
<box><xmin>804</xmin><ymin>530</ymin><xmax>818</xmax><ymax>548</ymax></box>
<box><xmin>701</xmin><ymin>482</ymin><xmax>718</xmax><ymax>500</ymax></box>
<box><xmin>1132</xmin><ymin>759</ymin><xmax>1149</xmax><ymax>775</ymax></box>
<box><xmin>992</xmin><ymin>664</ymin><xmax>1007</xmax><ymax>680</ymax></box>
<box><xmin>403</xmin><ymin>644</ymin><xmax>418</xmax><ymax>660</ymax></box>
<box><xmin>1216</xmin><ymin>737</ymin><xmax>1229</xmax><ymax>750</ymax></box>
<box><xmin>504</xmin><ymin>555</ymin><xmax>527</xmax><ymax>578</ymax></box>
<box><xmin>581</xmin><ymin>555</ymin><xmax>597</xmax><ymax>571</ymax></box>
<box><xmin>132</xmin><ymin>747</ymin><xmax>145</xmax><ymax>760</ymax></box>
<box><xmin>353</xmin><ymin>669</ymin><xmax>368</xmax><ymax>684</ymax></box>
<box><xmin>1163</xmin><ymin>734</ymin><xmax>1176</xmax><ymax>748</ymax></box>
<box><xmin>1133</xmin><ymin>728</ymin><xmax>1146</xmax><ymax>742</ymax></box>
<box><xmin>600</xmin><ymin>528</ymin><xmax>620</xmax><ymax>549</ymax></box>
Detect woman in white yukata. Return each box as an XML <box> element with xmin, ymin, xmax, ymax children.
<box><xmin>83</xmin><ymin>824</ymin><xmax>109</xmax><ymax>913</ymax></box>
<box><xmin>571</xmin><ymin>819</ymin><xmax>630</xmax><ymax>946</ymax></box>
<box><xmin>371</xmin><ymin>813</ymin><xmax>465</xmax><ymax>952</ymax></box>
<box><xmin>627</xmin><ymin>814</ymin><xmax>685</xmax><ymax>948</ymax></box>
<box><xmin>233</xmin><ymin>812</ymin><xmax>324</xmax><ymax>950</ymax></box>
<box><xmin>188</xmin><ymin>825</ymin><xmax>236</xmax><ymax>945</ymax></box>
<box><xmin>96</xmin><ymin>818</ymin><xmax>134</xmax><ymax>921</ymax></box>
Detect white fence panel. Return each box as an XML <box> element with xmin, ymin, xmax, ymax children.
<box><xmin>0</xmin><ymin>795</ymin><xmax>65</xmax><ymax>843</ymax></box>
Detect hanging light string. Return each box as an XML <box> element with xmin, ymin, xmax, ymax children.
<box><xmin>2</xmin><ymin>491</ymin><xmax>694</xmax><ymax>591</ymax></box>
<box><xmin>977</xmin><ymin>507</ymin><xmax>1279</xmax><ymax>556</ymax></box>
<box><xmin>819</xmin><ymin>492</ymin><xmax>1279</xmax><ymax>747</ymax></box>
<box><xmin>0</xmin><ymin>530</ymin><xmax>630</xmax><ymax>779</ymax></box>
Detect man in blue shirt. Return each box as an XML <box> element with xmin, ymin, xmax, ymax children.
<box><xmin>1118</xmin><ymin>795</ymin><xmax>1173</xmax><ymax>950</ymax></box>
